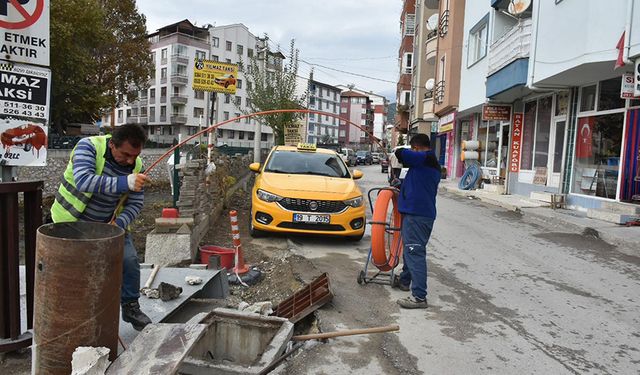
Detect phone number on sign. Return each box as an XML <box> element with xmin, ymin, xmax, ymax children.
<box><xmin>2</xmin><ymin>107</ymin><xmax>47</xmax><ymax>119</ymax></box>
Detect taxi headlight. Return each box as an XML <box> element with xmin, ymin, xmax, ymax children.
<box><xmin>343</xmin><ymin>196</ymin><xmax>363</xmax><ymax>208</ymax></box>
<box><xmin>257</xmin><ymin>189</ymin><xmax>283</xmax><ymax>203</ymax></box>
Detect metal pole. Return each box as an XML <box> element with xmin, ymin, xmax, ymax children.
<box><xmin>208</xmin><ymin>93</ymin><xmax>217</xmax><ymax>163</ymax></box>
<box><xmin>253</xmin><ymin>44</ymin><xmax>267</xmax><ymax>163</ymax></box>
<box><xmin>172</xmin><ymin>134</ymin><xmax>181</xmax><ymax>208</ymax></box>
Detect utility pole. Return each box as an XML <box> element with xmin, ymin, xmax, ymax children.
<box><xmin>253</xmin><ymin>39</ymin><xmax>268</xmax><ymax>163</ymax></box>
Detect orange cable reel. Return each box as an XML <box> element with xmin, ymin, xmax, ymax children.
<box><xmin>370</xmin><ymin>189</ymin><xmax>403</xmax><ymax>272</ymax></box>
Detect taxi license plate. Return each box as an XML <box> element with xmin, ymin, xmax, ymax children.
<box><xmin>293</xmin><ymin>213</ymin><xmax>330</xmax><ymax>224</ymax></box>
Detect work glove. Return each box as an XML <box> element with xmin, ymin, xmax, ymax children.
<box><xmin>127</xmin><ymin>173</ymin><xmax>149</xmax><ymax>192</ymax></box>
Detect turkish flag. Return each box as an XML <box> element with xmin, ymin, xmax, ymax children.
<box><xmin>615</xmin><ymin>31</ymin><xmax>625</xmax><ymax>69</ymax></box>
<box><xmin>576</xmin><ymin>117</ymin><xmax>595</xmax><ymax>159</ymax></box>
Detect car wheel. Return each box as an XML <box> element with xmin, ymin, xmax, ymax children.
<box><xmin>249</xmin><ymin>220</ymin><xmax>266</xmax><ymax>238</ymax></box>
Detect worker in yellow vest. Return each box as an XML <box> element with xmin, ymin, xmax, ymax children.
<box><xmin>51</xmin><ymin>124</ymin><xmax>151</xmax><ymax>331</ymax></box>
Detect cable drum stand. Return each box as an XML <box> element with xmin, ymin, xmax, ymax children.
<box><xmin>357</xmin><ymin>187</ymin><xmax>403</xmax><ymax>287</ymax></box>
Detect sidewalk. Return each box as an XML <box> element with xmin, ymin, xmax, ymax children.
<box><xmin>439</xmin><ymin>180</ymin><xmax>640</xmax><ymax>257</ymax></box>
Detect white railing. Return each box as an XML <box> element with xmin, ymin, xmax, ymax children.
<box><xmin>487</xmin><ymin>18</ymin><xmax>532</xmax><ymax>76</ymax></box>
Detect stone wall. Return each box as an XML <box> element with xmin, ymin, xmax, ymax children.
<box><xmin>16</xmin><ymin>148</ymin><xmax>171</xmax><ymax>197</ymax></box>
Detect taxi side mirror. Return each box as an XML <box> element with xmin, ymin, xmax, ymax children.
<box><xmin>352</xmin><ymin>170</ymin><xmax>363</xmax><ymax>180</ymax></box>
<box><xmin>249</xmin><ymin>162</ymin><xmax>261</xmax><ymax>173</ymax></box>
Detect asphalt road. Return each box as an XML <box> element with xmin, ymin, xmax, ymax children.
<box><xmin>275</xmin><ymin>164</ymin><xmax>640</xmax><ymax>375</ymax></box>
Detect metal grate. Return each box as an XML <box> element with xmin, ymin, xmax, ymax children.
<box><xmin>273</xmin><ymin>273</ymin><xmax>333</xmax><ymax>323</ymax></box>
<box><xmin>278</xmin><ymin>198</ymin><xmax>347</xmax><ymax>213</ymax></box>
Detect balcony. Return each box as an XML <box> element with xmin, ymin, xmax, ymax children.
<box><xmin>422</xmin><ymin>91</ymin><xmax>436</xmax><ymax>121</ymax></box>
<box><xmin>160</xmin><ymin>76</ymin><xmax>167</xmax><ymax>84</ymax></box>
<box><xmin>487</xmin><ymin>18</ymin><xmax>532</xmax><ymax>76</ymax></box>
<box><xmin>149</xmin><ymin>115</ymin><xmax>156</xmax><ymax>122</ymax></box>
<box><xmin>170</xmin><ymin>94</ymin><xmax>188</xmax><ymax>105</ymax></box>
<box><xmin>439</xmin><ymin>10</ymin><xmax>449</xmax><ymax>37</ymax></box>
<box><xmin>160</xmin><ymin>96</ymin><xmax>167</xmax><ymax>104</ymax></box>
<box><xmin>149</xmin><ymin>96</ymin><xmax>156</xmax><ymax>104</ymax></box>
<box><xmin>171</xmin><ymin>73</ymin><xmax>189</xmax><ymax>85</ymax></box>
<box><xmin>171</xmin><ymin>53</ymin><xmax>189</xmax><ymax>64</ymax></box>
<box><xmin>171</xmin><ymin>114</ymin><xmax>187</xmax><ymax>124</ymax></box>
<box><xmin>426</xmin><ymin>34</ymin><xmax>438</xmax><ymax>59</ymax></box>
<box><xmin>134</xmin><ymin>116</ymin><xmax>148</xmax><ymax>125</ymax></box>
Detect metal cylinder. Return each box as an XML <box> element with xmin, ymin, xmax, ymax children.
<box><xmin>33</xmin><ymin>222</ymin><xmax>125</xmax><ymax>375</ymax></box>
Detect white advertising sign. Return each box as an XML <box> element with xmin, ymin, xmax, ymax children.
<box><xmin>0</xmin><ymin>117</ymin><xmax>47</xmax><ymax>166</ymax></box>
<box><xmin>621</xmin><ymin>73</ymin><xmax>638</xmax><ymax>98</ymax></box>
<box><xmin>0</xmin><ymin>61</ymin><xmax>50</xmax><ymax>120</ymax></box>
<box><xmin>0</xmin><ymin>0</ymin><xmax>49</xmax><ymax>66</ymax></box>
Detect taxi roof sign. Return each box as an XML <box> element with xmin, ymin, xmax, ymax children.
<box><xmin>297</xmin><ymin>142</ymin><xmax>316</xmax><ymax>152</ymax></box>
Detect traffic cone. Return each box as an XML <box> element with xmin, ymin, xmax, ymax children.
<box><xmin>229</xmin><ymin>210</ymin><xmax>250</xmax><ymax>274</ymax></box>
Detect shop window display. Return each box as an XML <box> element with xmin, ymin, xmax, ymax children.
<box><xmin>571</xmin><ymin>113</ymin><xmax>624</xmax><ymax>199</ymax></box>
<box><xmin>477</xmin><ymin>121</ymin><xmax>499</xmax><ymax>168</ymax></box>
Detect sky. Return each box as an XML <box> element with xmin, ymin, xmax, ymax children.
<box><xmin>136</xmin><ymin>0</ymin><xmax>401</xmax><ymax>102</ymax></box>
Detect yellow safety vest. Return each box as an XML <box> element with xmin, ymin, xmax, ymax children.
<box><xmin>50</xmin><ymin>135</ymin><xmax>143</xmax><ymax>223</ymax></box>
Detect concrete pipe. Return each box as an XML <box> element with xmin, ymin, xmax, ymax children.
<box><xmin>461</xmin><ymin>140</ymin><xmax>480</xmax><ymax>151</ymax></box>
<box><xmin>33</xmin><ymin>222</ymin><xmax>125</xmax><ymax>375</ymax></box>
<box><xmin>460</xmin><ymin>151</ymin><xmax>479</xmax><ymax>161</ymax></box>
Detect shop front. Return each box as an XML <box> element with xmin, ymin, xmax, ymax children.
<box><xmin>477</xmin><ymin>105</ymin><xmax>511</xmax><ymax>184</ymax></box>
<box><xmin>437</xmin><ymin>112</ymin><xmax>456</xmax><ymax>177</ymax></box>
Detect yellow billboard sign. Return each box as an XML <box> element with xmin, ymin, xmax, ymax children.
<box><xmin>192</xmin><ymin>59</ymin><xmax>238</xmax><ymax>94</ymax></box>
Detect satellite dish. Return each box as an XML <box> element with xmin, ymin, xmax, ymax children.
<box><xmin>508</xmin><ymin>0</ymin><xmax>532</xmax><ymax>16</ymax></box>
<box><xmin>425</xmin><ymin>78</ymin><xmax>435</xmax><ymax>91</ymax></box>
<box><xmin>426</xmin><ymin>14</ymin><xmax>439</xmax><ymax>31</ymax></box>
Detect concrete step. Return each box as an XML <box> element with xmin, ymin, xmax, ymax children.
<box><xmin>600</xmin><ymin>201</ymin><xmax>640</xmax><ymax>215</ymax></box>
<box><xmin>481</xmin><ymin>183</ymin><xmax>505</xmax><ymax>195</ymax></box>
<box><xmin>587</xmin><ymin>208</ymin><xmax>640</xmax><ymax>225</ymax></box>
<box><xmin>530</xmin><ymin>191</ymin><xmax>554</xmax><ymax>203</ymax></box>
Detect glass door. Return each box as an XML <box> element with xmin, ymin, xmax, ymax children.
<box><xmin>547</xmin><ymin>119</ymin><xmax>566</xmax><ymax>187</ymax></box>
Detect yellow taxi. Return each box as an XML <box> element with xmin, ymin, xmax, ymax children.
<box><xmin>248</xmin><ymin>143</ymin><xmax>366</xmax><ymax>240</ymax></box>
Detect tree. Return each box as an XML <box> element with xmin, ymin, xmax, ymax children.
<box><xmin>50</xmin><ymin>0</ymin><xmax>152</xmax><ymax>132</ymax></box>
<box><xmin>242</xmin><ymin>38</ymin><xmax>306</xmax><ymax>145</ymax></box>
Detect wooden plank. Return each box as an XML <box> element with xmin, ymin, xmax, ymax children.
<box><xmin>106</xmin><ymin>323</ymin><xmax>206</xmax><ymax>374</ymax></box>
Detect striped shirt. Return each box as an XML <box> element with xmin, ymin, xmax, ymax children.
<box><xmin>72</xmin><ymin>138</ymin><xmax>144</xmax><ymax>229</ymax></box>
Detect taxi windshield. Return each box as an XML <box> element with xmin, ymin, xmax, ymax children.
<box><xmin>264</xmin><ymin>150</ymin><xmax>350</xmax><ymax>178</ymax></box>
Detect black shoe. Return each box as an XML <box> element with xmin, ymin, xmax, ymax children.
<box><xmin>122</xmin><ymin>300</ymin><xmax>152</xmax><ymax>331</ymax></box>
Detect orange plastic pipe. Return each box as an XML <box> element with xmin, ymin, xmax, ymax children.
<box><xmin>370</xmin><ymin>189</ymin><xmax>402</xmax><ymax>272</ymax></box>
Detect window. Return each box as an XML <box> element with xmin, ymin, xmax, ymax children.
<box><xmin>225</xmin><ymin>58</ymin><xmax>232</xmax><ymax>64</ymax></box>
<box><xmin>237</xmin><ymin>79</ymin><xmax>242</xmax><ymax>89</ymax></box>
<box><xmin>580</xmin><ymin>85</ymin><xmax>596</xmax><ymax>112</ymax></box>
<box><xmin>234</xmin><ymin>112</ymin><xmax>241</xmax><ymax>122</ymax></box>
<box><xmin>247</xmin><ymin>81</ymin><xmax>253</xmax><ymax>90</ymax></box>
<box><xmin>228</xmin><ymin>130</ymin><xmax>235</xmax><ymax>138</ymax></box>
<box><xmin>245</xmin><ymin>117</ymin><xmax>250</xmax><ymax>124</ymax></box>
<box><xmin>226</xmin><ymin>41</ymin><xmax>232</xmax><ymax>51</ymax></box>
<box><xmin>194</xmin><ymin>90</ymin><xmax>204</xmax><ymax>100</ymax></box>
<box><xmin>212</xmin><ymin>55</ymin><xmax>219</xmax><ymax>62</ymax></box>
<box><xmin>126</xmin><ymin>109</ymin><xmax>131</xmax><ymax>117</ymax></box>
<box><xmin>404</xmin><ymin>14</ymin><xmax>416</xmax><ymax>36</ymax></box>
<box><xmin>309</xmin><ymin>124</ymin><xmax>315</xmax><ymax>132</ymax></box>
<box><xmin>216</xmin><ymin>129</ymin><xmax>223</xmax><ymax>138</ymax></box>
<box><xmin>339</xmin><ymin>130</ymin><xmax>346</xmax><ymax>137</ymax></box>
<box><xmin>572</xmin><ymin>113</ymin><xmax>624</xmax><ymax>198</ymax></box>
<box><xmin>212</xmin><ymin>37</ymin><xmax>219</xmax><ymax>47</ymax></box>
<box><xmin>172</xmin><ymin>44</ymin><xmax>187</xmax><ymax>56</ymax></box>
<box><xmin>235</xmin><ymin>96</ymin><xmax>241</xmax><ymax>106</ymax></box>
<box><xmin>239</xmin><ymin>131</ymin><xmax>245</xmax><ymax>140</ymax></box>
<box><xmin>248</xmin><ymin>48</ymin><xmax>254</xmax><ymax>58</ymax></box>
<box><xmin>160</xmin><ymin>106</ymin><xmax>167</xmax><ymax>117</ymax></box>
<box><xmin>237</xmin><ymin>44</ymin><xmax>244</xmax><ymax>55</ymax></box>
<box><xmin>223</xmin><ymin>111</ymin><xmax>229</xmax><ymax>120</ymax></box>
<box><xmin>195</xmin><ymin>50</ymin><xmax>207</xmax><ymax>60</ymax></box>
<box><xmin>248</xmin><ymin>132</ymin><xmax>255</xmax><ymax>140</ymax></box>
<box><xmin>261</xmin><ymin>133</ymin><xmax>267</xmax><ymax>141</ymax></box>
<box><xmin>193</xmin><ymin>107</ymin><xmax>204</xmax><ymax>117</ymax></box>
<box><xmin>341</xmin><ymin>107</ymin><xmax>347</xmax><ymax>114</ymax></box>
<box><xmin>468</xmin><ymin>15</ymin><xmax>489</xmax><ymax>66</ymax></box>
<box><xmin>161</xmin><ymin>48</ymin><xmax>167</xmax><ymax>62</ymax></box>
<box><xmin>150</xmin><ymin>88</ymin><xmax>155</xmax><ymax>99</ymax></box>
<box><xmin>403</xmin><ymin>53</ymin><xmax>413</xmax><ymax>74</ymax></box>
<box><xmin>225</xmin><ymin>94</ymin><xmax>231</xmax><ymax>104</ymax></box>
<box><xmin>598</xmin><ymin>77</ymin><xmax>625</xmax><ymax>111</ymax></box>
<box><xmin>520</xmin><ymin>96</ymin><xmax>553</xmax><ymax>170</ymax></box>
<box><xmin>161</xmin><ymin>68</ymin><xmax>167</xmax><ymax>79</ymax></box>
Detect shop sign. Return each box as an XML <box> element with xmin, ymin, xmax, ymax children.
<box><xmin>284</xmin><ymin>121</ymin><xmax>305</xmax><ymax>146</ymax></box>
<box><xmin>509</xmin><ymin>113</ymin><xmax>523</xmax><ymax>173</ymax></box>
<box><xmin>0</xmin><ymin>117</ymin><xmax>47</xmax><ymax>166</ymax></box>
<box><xmin>438</xmin><ymin>112</ymin><xmax>455</xmax><ymax>133</ymax></box>
<box><xmin>635</xmin><ymin>58</ymin><xmax>640</xmax><ymax>97</ymax></box>
<box><xmin>482</xmin><ymin>104</ymin><xmax>511</xmax><ymax>121</ymax></box>
<box><xmin>192</xmin><ymin>59</ymin><xmax>238</xmax><ymax>94</ymax></box>
<box><xmin>0</xmin><ymin>61</ymin><xmax>50</xmax><ymax>120</ymax></box>
<box><xmin>621</xmin><ymin>73</ymin><xmax>639</xmax><ymax>99</ymax></box>
<box><xmin>0</xmin><ymin>0</ymin><xmax>49</xmax><ymax>66</ymax></box>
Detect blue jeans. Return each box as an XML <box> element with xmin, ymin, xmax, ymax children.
<box><xmin>398</xmin><ymin>214</ymin><xmax>434</xmax><ymax>300</ymax></box>
<box><xmin>122</xmin><ymin>234</ymin><xmax>141</xmax><ymax>304</ymax></box>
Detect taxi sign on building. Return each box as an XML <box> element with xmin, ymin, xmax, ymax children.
<box><xmin>192</xmin><ymin>59</ymin><xmax>238</xmax><ymax>94</ymax></box>
<box><xmin>0</xmin><ymin>0</ymin><xmax>49</xmax><ymax>66</ymax></box>
<box><xmin>0</xmin><ymin>61</ymin><xmax>50</xmax><ymax>120</ymax></box>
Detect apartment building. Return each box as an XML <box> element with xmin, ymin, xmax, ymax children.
<box><xmin>209</xmin><ymin>24</ymin><xmax>275</xmax><ymax>148</ymax></box>
<box><xmin>105</xmin><ymin>20</ymin><xmax>211</xmax><ymax>145</ymax></box>
<box><xmin>339</xmin><ymin>91</ymin><xmax>374</xmax><ymax>149</ymax></box>
<box><xmin>305</xmin><ymin>78</ymin><xmax>341</xmax><ymax>144</ymax></box>
<box><xmin>394</xmin><ymin>0</ymin><xmax>417</xmax><ymax>146</ymax></box>
<box><xmin>336</xmin><ymin>85</ymin><xmax>389</xmax><ymax>149</ymax></box>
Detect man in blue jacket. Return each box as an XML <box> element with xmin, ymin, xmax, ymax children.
<box><xmin>394</xmin><ymin>133</ymin><xmax>441</xmax><ymax>309</ymax></box>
